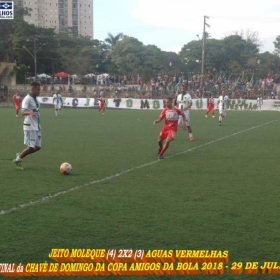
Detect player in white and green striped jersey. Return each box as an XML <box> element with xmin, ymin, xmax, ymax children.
<box><xmin>217</xmin><ymin>90</ymin><xmax>230</xmax><ymax>126</ymax></box>
<box><xmin>53</xmin><ymin>90</ymin><xmax>63</xmax><ymax>117</ymax></box>
<box><xmin>13</xmin><ymin>82</ymin><xmax>42</xmax><ymax>170</ymax></box>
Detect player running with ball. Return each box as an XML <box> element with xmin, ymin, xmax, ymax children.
<box><xmin>153</xmin><ymin>97</ymin><xmax>187</xmax><ymax>160</ymax></box>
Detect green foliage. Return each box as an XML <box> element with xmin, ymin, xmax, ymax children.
<box><xmin>273</xmin><ymin>35</ymin><xmax>280</xmax><ymax>54</ymax></box>
<box><xmin>110</xmin><ymin>37</ymin><xmax>186</xmax><ymax>80</ymax></box>
<box><xmin>104</xmin><ymin>32</ymin><xmax>124</xmax><ymax>48</ymax></box>
<box><xmin>2</xmin><ymin>8</ymin><xmax>280</xmax><ymax>81</ymax></box>
<box><xmin>179</xmin><ymin>34</ymin><xmax>280</xmax><ymax>79</ymax></box>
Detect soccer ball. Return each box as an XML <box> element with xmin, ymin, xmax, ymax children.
<box><xmin>60</xmin><ymin>162</ymin><xmax>72</xmax><ymax>175</ymax></box>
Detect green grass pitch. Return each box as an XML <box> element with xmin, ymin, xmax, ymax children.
<box><xmin>0</xmin><ymin>107</ymin><xmax>280</xmax><ymax>280</ymax></box>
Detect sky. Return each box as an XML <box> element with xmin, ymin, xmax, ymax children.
<box><xmin>94</xmin><ymin>0</ymin><xmax>280</xmax><ymax>54</ymax></box>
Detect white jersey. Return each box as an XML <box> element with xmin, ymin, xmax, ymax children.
<box><xmin>21</xmin><ymin>94</ymin><xmax>41</xmax><ymax>131</ymax></box>
<box><xmin>177</xmin><ymin>93</ymin><xmax>192</xmax><ymax>111</ymax></box>
<box><xmin>218</xmin><ymin>95</ymin><xmax>229</xmax><ymax>110</ymax></box>
<box><xmin>257</xmin><ymin>97</ymin><xmax>263</xmax><ymax>106</ymax></box>
<box><xmin>53</xmin><ymin>93</ymin><xmax>62</xmax><ymax>106</ymax></box>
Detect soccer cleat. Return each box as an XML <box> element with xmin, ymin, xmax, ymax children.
<box><xmin>190</xmin><ymin>137</ymin><xmax>194</xmax><ymax>141</ymax></box>
<box><xmin>205</xmin><ymin>115</ymin><xmax>208</xmax><ymax>118</ymax></box>
<box><xmin>212</xmin><ymin>115</ymin><xmax>215</xmax><ymax>118</ymax></box>
<box><xmin>13</xmin><ymin>159</ymin><xmax>24</xmax><ymax>170</ymax></box>
<box><xmin>16</xmin><ymin>115</ymin><xmax>18</xmax><ymax>117</ymax></box>
<box><xmin>158</xmin><ymin>154</ymin><xmax>164</xmax><ymax>160</ymax></box>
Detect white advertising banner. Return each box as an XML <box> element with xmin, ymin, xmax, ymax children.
<box><xmin>37</xmin><ymin>97</ymin><xmax>280</xmax><ymax>111</ymax></box>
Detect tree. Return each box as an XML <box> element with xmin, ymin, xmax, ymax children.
<box><xmin>110</xmin><ymin>36</ymin><xmax>144</xmax><ymax>79</ymax></box>
<box><xmin>224</xmin><ymin>28</ymin><xmax>261</xmax><ymax>52</ymax></box>
<box><xmin>12</xmin><ymin>21</ymin><xmax>58</xmax><ymax>76</ymax></box>
<box><xmin>274</xmin><ymin>35</ymin><xmax>280</xmax><ymax>50</ymax></box>
<box><xmin>104</xmin><ymin>32</ymin><xmax>124</xmax><ymax>49</ymax></box>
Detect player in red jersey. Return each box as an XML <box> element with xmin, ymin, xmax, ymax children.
<box><xmin>153</xmin><ymin>97</ymin><xmax>187</xmax><ymax>159</ymax></box>
<box><xmin>205</xmin><ymin>94</ymin><xmax>215</xmax><ymax>118</ymax></box>
<box><xmin>13</xmin><ymin>91</ymin><xmax>21</xmax><ymax>117</ymax></box>
<box><xmin>98</xmin><ymin>93</ymin><xmax>106</xmax><ymax>114</ymax></box>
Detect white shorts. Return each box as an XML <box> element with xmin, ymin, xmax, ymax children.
<box><xmin>54</xmin><ymin>104</ymin><xmax>62</xmax><ymax>109</ymax></box>
<box><xmin>219</xmin><ymin>108</ymin><xmax>226</xmax><ymax>116</ymax></box>
<box><xmin>178</xmin><ymin>110</ymin><xmax>191</xmax><ymax>127</ymax></box>
<box><xmin>24</xmin><ymin>130</ymin><xmax>42</xmax><ymax>148</ymax></box>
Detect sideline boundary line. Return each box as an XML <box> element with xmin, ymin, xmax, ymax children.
<box><xmin>0</xmin><ymin>119</ymin><xmax>278</xmax><ymax>216</ymax></box>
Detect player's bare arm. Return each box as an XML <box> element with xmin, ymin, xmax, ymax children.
<box><xmin>184</xmin><ymin>103</ymin><xmax>192</xmax><ymax>111</ymax></box>
<box><xmin>22</xmin><ymin>111</ymin><xmax>38</xmax><ymax>117</ymax></box>
<box><xmin>153</xmin><ymin>118</ymin><xmax>162</xmax><ymax>124</ymax></box>
<box><xmin>182</xmin><ymin>114</ymin><xmax>187</xmax><ymax>131</ymax></box>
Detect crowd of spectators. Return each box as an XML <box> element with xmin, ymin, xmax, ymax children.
<box><xmin>22</xmin><ymin>71</ymin><xmax>280</xmax><ymax>100</ymax></box>
<box><xmin>136</xmin><ymin>72</ymin><xmax>279</xmax><ymax>99</ymax></box>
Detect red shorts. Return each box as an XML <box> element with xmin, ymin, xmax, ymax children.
<box><xmin>15</xmin><ymin>104</ymin><xmax>20</xmax><ymax>110</ymax></box>
<box><xmin>207</xmin><ymin>104</ymin><xmax>214</xmax><ymax>110</ymax></box>
<box><xmin>99</xmin><ymin>104</ymin><xmax>105</xmax><ymax>109</ymax></box>
<box><xmin>159</xmin><ymin>129</ymin><xmax>177</xmax><ymax>140</ymax></box>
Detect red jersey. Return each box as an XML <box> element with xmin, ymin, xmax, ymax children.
<box><xmin>13</xmin><ymin>93</ymin><xmax>21</xmax><ymax>106</ymax></box>
<box><xmin>208</xmin><ymin>97</ymin><xmax>215</xmax><ymax>107</ymax></box>
<box><xmin>159</xmin><ymin>106</ymin><xmax>184</xmax><ymax>132</ymax></box>
<box><xmin>208</xmin><ymin>97</ymin><xmax>214</xmax><ymax>105</ymax></box>
<box><xmin>99</xmin><ymin>96</ymin><xmax>105</xmax><ymax>105</ymax></box>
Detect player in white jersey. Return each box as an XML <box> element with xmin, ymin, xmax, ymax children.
<box><xmin>13</xmin><ymin>82</ymin><xmax>41</xmax><ymax>170</ymax></box>
<box><xmin>53</xmin><ymin>90</ymin><xmax>63</xmax><ymax>117</ymax></box>
<box><xmin>256</xmin><ymin>95</ymin><xmax>263</xmax><ymax>111</ymax></box>
<box><xmin>217</xmin><ymin>90</ymin><xmax>230</xmax><ymax>126</ymax></box>
<box><xmin>176</xmin><ymin>83</ymin><xmax>194</xmax><ymax>141</ymax></box>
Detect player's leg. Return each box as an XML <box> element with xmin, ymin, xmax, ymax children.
<box><xmin>159</xmin><ymin>137</ymin><xmax>174</xmax><ymax>159</ymax></box>
<box><xmin>185</xmin><ymin>111</ymin><xmax>194</xmax><ymax>141</ymax></box>
<box><xmin>102</xmin><ymin>105</ymin><xmax>105</xmax><ymax>114</ymax></box>
<box><xmin>13</xmin><ymin>131</ymin><xmax>42</xmax><ymax>169</ymax></box>
<box><xmin>18</xmin><ymin>146</ymin><xmax>41</xmax><ymax>159</ymax></box>
<box><xmin>157</xmin><ymin>131</ymin><xmax>166</xmax><ymax>155</ymax></box>
<box><xmin>158</xmin><ymin>131</ymin><xmax>176</xmax><ymax>159</ymax></box>
<box><xmin>16</xmin><ymin>105</ymin><xmax>20</xmax><ymax>117</ymax></box>
<box><xmin>211</xmin><ymin>106</ymin><xmax>215</xmax><ymax>117</ymax></box>
<box><xmin>218</xmin><ymin>108</ymin><xmax>223</xmax><ymax>125</ymax></box>
<box><xmin>205</xmin><ymin>106</ymin><xmax>210</xmax><ymax>117</ymax></box>
<box><xmin>187</xmin><ymin>126</ymin><xmax>194</xmax><ymax>141</ymax></box>
<box><xmin>54</xmin><ymin>105</ymin><xmax>58</xmax><ymax>116</ymax></box>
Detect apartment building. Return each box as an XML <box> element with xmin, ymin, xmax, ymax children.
<box><xmin>14</xmin><ymin>0</ymin><xmax>93</xmax><ymax>39</ymax></box>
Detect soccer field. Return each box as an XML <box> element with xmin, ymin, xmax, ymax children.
<box><xmin>0</xmin><ymin>107</ymin><xmax>280</xmax><ymax>279</ymax></box>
